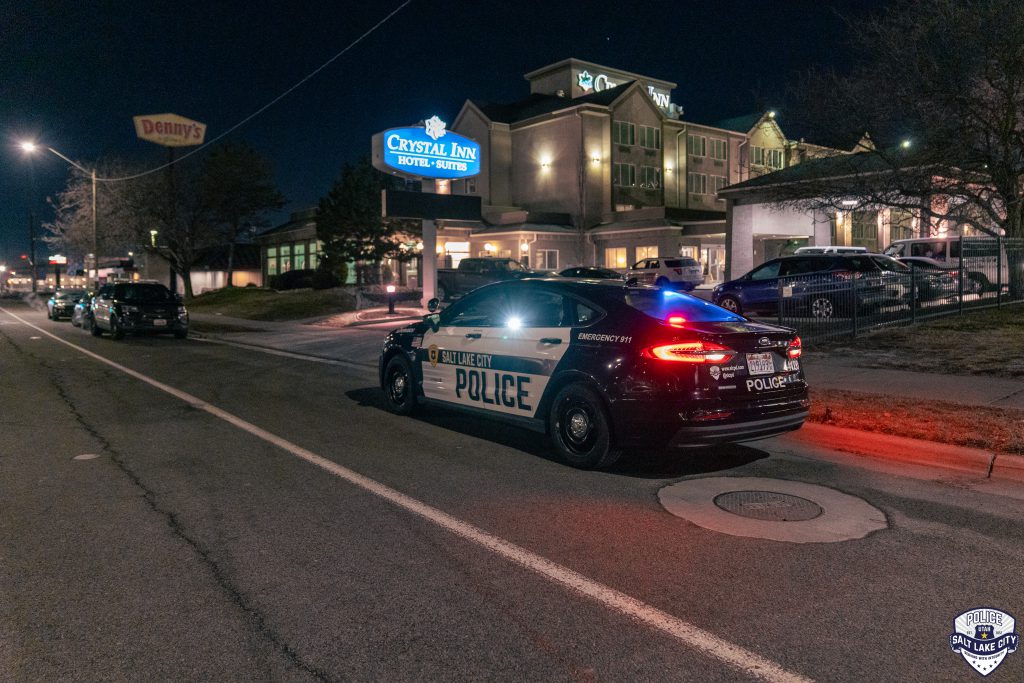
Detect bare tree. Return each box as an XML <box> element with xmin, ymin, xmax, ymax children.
<box><xmin>770</xmin><ymin>0</ymin><xmax>1024</xmax><ymax>242</ymax></box>
<box><xmin>202</xmin><ymin>142</ymin><xmax>285</xmax><ymax>287</ymax></box>
<box><xmin>42</xmin><ymin>161</ymin><xmax>143</xmax><ymax>267</ymax></box>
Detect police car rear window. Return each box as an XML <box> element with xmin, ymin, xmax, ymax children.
<box><xmin>625</xmin><ymin>289</ymin><xmax>743</xmax><ymax>322</ymax></box>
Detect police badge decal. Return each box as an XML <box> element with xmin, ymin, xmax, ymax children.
<box><xmin>949</xmin><ymin>607</ymin><xmax>1019</xmax><ymax>676</ymax></box>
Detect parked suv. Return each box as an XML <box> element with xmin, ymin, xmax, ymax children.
<box><xmin>712</xmin><ymin>254</ymin><xmax>907</xmax><ymax>318</ymax></box>
<box><xmin>626</xmin><ymin>257</ymin><xmax>703</xmax><ymax>290</ymax></box>
<box><xmin>47</xmin><ymin>289</ymin><xmax>88</xmax><ymax>320</ymax></box>
<box><xmin>90</xmin><ymin>281</ymin><xmax>189</xmax><ymax>339</ymax></box>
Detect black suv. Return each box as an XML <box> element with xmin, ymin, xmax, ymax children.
<box><xmin>712</xmin><ymin>254</ymin><xmax>908</xmax><ymax>318</ymax></box>
<box><xmin>90</xmin><ymin>282</ymin><xmax>189</xmax><ymax>339</ymax></box>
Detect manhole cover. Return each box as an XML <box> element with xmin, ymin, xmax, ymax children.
<box><xmin>713</xmin><ymin>490</ymin><xmax>823</xmax><ymax>522</ymax></box>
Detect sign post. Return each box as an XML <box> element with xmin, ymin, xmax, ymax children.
<box><xmin>372</xmin><ymin>116</ymin><xmax>482</xmax><ymax>307</ymax></box>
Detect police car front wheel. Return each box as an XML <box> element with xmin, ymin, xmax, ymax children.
<box><xmin>549</xmin><ymin>383</ymin><xmax>620</xmax><ymax>469</ymax></box>
<box><xmin>383</xmin><ymin>355</ymin><xmax>418</xmax><ymax>415</ymax></box>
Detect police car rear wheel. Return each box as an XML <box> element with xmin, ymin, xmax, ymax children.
<box><xmin>384</xmin><ymin>355</ymin><xmax>417</xmax><ymax>415</ymax></box>
<box><xmin>549</xmin><ymin>383</ymin><xmax>619</xmax><ymax>469</ymax></box>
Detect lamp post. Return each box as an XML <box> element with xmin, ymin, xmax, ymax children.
<box><xmin>20</xmin><ymin>142</ymin><xmax>98</xmax><ymax>284</ymax></box>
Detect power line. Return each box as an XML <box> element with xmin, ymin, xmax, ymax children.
<box><xmin>95</xmin><ymin>0</ymin><xmax>413</xmax><ymax>183</ymax></box>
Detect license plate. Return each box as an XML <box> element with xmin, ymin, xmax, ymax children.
<box><xmin>153</xmin><ymin>319</ymin><xmax>167</xmax><ymax>326</ymax></box>
<box><xmin>746</xmin><ymin>352</ymin><xmax>775</xmax><ymax>376</ymax></box>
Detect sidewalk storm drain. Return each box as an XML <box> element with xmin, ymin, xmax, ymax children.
<box><xmin>659</xmin><ymin>477</ymin><xmax>887</xmax><ymax>543</ymax></box>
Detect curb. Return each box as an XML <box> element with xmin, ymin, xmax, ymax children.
<box><xmin>344</xmin><ymin>314</ymin><xmax>423</xmax><ymax>327</ymax></box>
<box><xmin>796</xmin><ymin>422</ymin><xmax>993</xmax><ymax>475</ymax></box>
<box><xmin>791</xmin><ymin>422</ymin><xmax>1024</xmax><ymax>483</ymax></box>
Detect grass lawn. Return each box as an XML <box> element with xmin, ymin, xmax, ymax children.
<box><xmin>186</xmin><ymin>287</ymin><xmax>356</xmax><ymax>321</ymax></box>
<box><xmin>807</xmin><ymin>303</ymin><xmax>1024</xmax><ymax>377</ymax></box>
<box><xmin>805</xmin><ymin>304</ymin><xmax>1024</xmax><ymax>454</ymax></box>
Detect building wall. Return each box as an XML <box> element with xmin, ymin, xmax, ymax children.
<box><xmin>727</xmin><ymin>201</ymin><xmax>823</xmax><ymax>278</ymax></box>
<box><xmin>510</xmin><ymin>115</ymin><xmax>583</xmax><ymax>213</ymax></box>
<box><xmin>747</xmin><ymin>118</ymin><xmax>788</xmax><ymax>178</ymax></box>
<box><xmin>452</xmin><ymin>107</ymin><xmax>495</xmax><ymax>205</ymax></box>
<box><xmin>191</xmin><ymin>269</ymin><xmax>262</xmax><ymax>294</ymax></box>
<box><xmin>608</xmin><ymin>88</ymin><xmax>664</xmax><ymax>211</ymax></box>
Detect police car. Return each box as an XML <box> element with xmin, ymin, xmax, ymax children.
<box><xmin>379</xmin><ymin>278</ymin><xmax>808</xmax><ymax>469</ymax></box>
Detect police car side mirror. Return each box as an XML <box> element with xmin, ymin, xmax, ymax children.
<box><xmin>427</xmin><ymin>297</ymin><xmax>440</xmax><ymax>313</ymax></box>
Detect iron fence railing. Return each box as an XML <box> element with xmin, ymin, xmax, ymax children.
<box><xmin>765</xmin><ymin>237</ymin><xmax>1024</xmax><ymax>341</ymax></box>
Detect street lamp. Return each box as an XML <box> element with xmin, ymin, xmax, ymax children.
<box><xmin>20</xmin><ymin>141</ymin><xmax>99</xmax><ymax>284</ymax></box>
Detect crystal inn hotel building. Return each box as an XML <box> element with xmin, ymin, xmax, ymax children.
<box><xmin>261</xmin><ymin>58</ymin><xmax>906</xmax><ymax>285</ymax></box>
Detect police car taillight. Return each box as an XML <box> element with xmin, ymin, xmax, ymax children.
<box><xmin>644</xmin><ymin>341</ymin><xmax>735</xmax><ymax>363</ymax></box>
<box><xmin>787</xmin><ymin>336</ymin><xmax>802</xmax><ymax>359</ymax></box>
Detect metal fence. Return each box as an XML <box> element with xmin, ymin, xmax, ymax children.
<box><xmin>767</xmin><ymin>237</ymin><xmax>1024</xmax><ymax>341</ymax></box>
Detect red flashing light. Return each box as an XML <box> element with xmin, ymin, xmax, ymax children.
<box><xmin>666</xmin><ymin>315</ymin><xmax>687</xmax><ymax>328</ymax></box>
<box><xmin>20</xmin><ymin>254</ymin><xmax>27</xmax><ymax>260</ymax></box>
<box><xmin>787</xmin><ymin>336</ymin><xmax>803</xmax><ymax>359</ymax></box>
<box><xmin>645</xmin><ymin>340</ymin><xmax>735</xmax><ymax>364</ymax></box>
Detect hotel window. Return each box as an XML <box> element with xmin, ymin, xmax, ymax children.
<box><xmin>613</xmin><ymin>163</ymin><xmax>636</xmax><ymax>187</ymax></box>
<box><xmin>640</xmin><ymin>166</ymin><xmax>661</xmax><ymax>189</ymax></box>
<box><xmin>752</xmin><ymin>146</ymin><xmax>783</xmax><ymax>169</ymax></box>
<box><xmin>266</xmin><ymin>246</ymin><xmax>278</xmax><ymax>276</ymax></box>
<box><xmin>294</xmin><ymin>243</ymin><xmax>307</xmax><ymax>270</ymax></box>
<box><xmin>605</xmin><ymin>247</ymin><xmax>627</xmax><ymax>269</ymax></box>
<box><xmin>851</xmin><ymin>211</ymin><xmax>878</xmax><ymax>249</ymax></box>
<box><xmin>711</xmin><ymin>175</ymin><xmax>728</xmax><ymax>195</ymax></box>
<box><xmin>636</xmin><ymin>245</ymin><xmax>658</xmax><ymax>260</ymax></box>
<box><xmin>536</xmin><ymin>249</ymin><xmax>559</xmax><ymax>269</ymax></box>
<box><xmin>710</xmin><ymin>139</ymin><xmax>727</xmax><ymax>160</ymax></box>
<box><xmin>279</xmin><ymin>244</ymin><xmax>292</xmax><ymax>272</ymax></box>
<box><xmin>308</xmin><ymin>242</ymin><xmax>319</xmax><ymax>270</ymax></box>
<box><xmin>640</xmin><ymin>125</ymin><xmax>661</xmax><ymax>149</ymax></box>
<box><xmin>466</xmin><ymin>178</ymin><xmax>477</xmax><ymax>194</ymax></box>
<box><xmin>612</xmin><ymin>121</ymin><xmax>635</xmax><ymax>146</ymax></box>
<box><xmin>688</xmin><ymin>172</ymin><xmax>708</xmax><ymax>195</ymax></box>
<box><xmin>687</xmin><ymin>134</ymin><xmax>706</xmax><ymax>157</ymax></box>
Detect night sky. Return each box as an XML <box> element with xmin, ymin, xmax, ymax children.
<box><xmin>0</xmin><ymin>0</ymin><xmax>890</xmax><ymax>263</ymax></box>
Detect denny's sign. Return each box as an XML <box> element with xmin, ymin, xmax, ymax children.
<box><xmin>133</xmin><ymin>113</ymin><xmax>206</xmax><ymax>147</ymax></box>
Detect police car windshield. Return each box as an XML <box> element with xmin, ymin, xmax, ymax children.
<box><xmin>625</xmin><ymin>289</ymin><xmax>744</xmax><ymax>322</ymax></box>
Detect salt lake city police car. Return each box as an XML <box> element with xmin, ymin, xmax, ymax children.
<box><xmin>379</xmin><ymin>278</ymin><xmax>809</xmax><ymax>468</ymax></box>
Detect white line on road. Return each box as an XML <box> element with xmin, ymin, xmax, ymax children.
<box><xmin>0</xmin><ymin>307</ymin><xmax>813</xmax><ymax>683</ymax></box>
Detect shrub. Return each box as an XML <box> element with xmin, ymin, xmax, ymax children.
<box><xmin>311</xmin><ymin>268</ymin><xmax>340</xmax><ymax>290</ymax></box>
<box><xmin>269</xmin><ymin>269</ymin><xmax>315</xmax><ymax>290</ymax></box>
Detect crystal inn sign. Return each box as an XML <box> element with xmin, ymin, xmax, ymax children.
<box><xmin>372</xmin><ymin>116</ymin><xmax>481</xmax><ymax>179</ymax></box>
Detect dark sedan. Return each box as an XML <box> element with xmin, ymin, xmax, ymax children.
<box><xmin>380</xmin><ymin>279</ymin><xmax>808</xmax><ymax>469</ymax></box>
<box><xmin>558</xmin><ymin>266</ymin><xmax>626</xmax><ymax>280</ymax></box>
<box><xmin>90</xmin><ymin>282</ymin><xmax>189</xmax><ymax>339</ymax></box>
<box><xmin>47</xmin><ymin>289</ymin><xmax>88</xmax><ymax>320</ymax></box>
<box><xmin>712</xmin><ymin>254</ymin><xmax>906</xmax><ymax>318</ymax></box>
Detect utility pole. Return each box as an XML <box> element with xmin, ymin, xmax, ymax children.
<box><xmin>28</xmin><ymin>210</ymin><xmax>36</xmax><ymax>293</ymax></box>
<box><xmin>92</xmin><ymin>168</ymin><xmax>98</xmax><ymax>284</ymax></box>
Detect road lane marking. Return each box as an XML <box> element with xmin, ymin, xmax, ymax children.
<box><xmin>193</xmin><ymin>336</ymin><xmax>377</xmax><ymax>372</ymax></box>
<box><xmin>0</xmin><ymin>307</ymin><xmax>812</xmax><ymax>683</ymax></box>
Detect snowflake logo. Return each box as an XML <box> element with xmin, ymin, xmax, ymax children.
<box><xmin>424</xmin><ymin>115</ymin><xmax>447</xmax><ymax>140</ymax></box>
<box><xmin>577</xmin><ymin>70</ymin><xmax>594</xmax><ymax>92</ymax></box>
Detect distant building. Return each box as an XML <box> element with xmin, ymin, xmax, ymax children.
<box><xmin>440</xmin><ymin>58</ymin><xmax>847</xmax><ymax>283</ymax></box>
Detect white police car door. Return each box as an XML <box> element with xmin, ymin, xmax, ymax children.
<box><xmin>420</xmin><ymin>287</ymin><xmax>571</xmax><ymax>418</ymax></box>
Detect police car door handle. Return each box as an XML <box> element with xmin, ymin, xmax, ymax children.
<box><xmin>540</xmin><ymin>337</ymin><xmax>562</xmax><ymax>344</ymax></box>
<box><xmin>464</xmin><ymin>332</ymin><xmax>482</xmax><ymax>339</ymax></box>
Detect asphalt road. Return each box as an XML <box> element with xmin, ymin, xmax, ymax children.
<box><xmin>1</xmin><ymin>301</ymin><xmax>1021</xmax><ymax>682</ymax></box>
